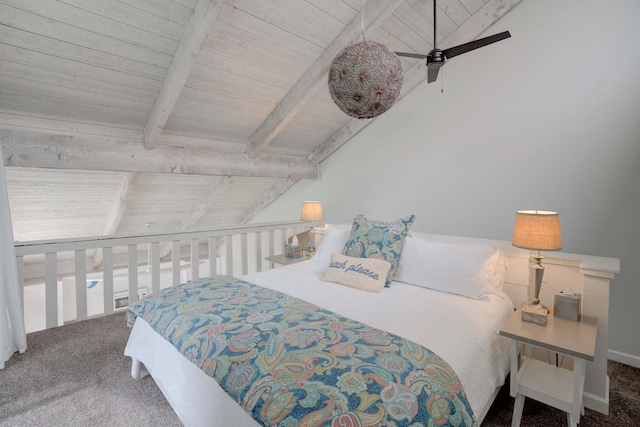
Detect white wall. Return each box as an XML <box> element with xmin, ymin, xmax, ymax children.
<box><xmin>253</xmin><ymin>0</ymin><xmax>640</xmax><ymax>360</ymax></box>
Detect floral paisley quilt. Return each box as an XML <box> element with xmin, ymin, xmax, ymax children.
<box><xmin>127</xmin><ymin>276</ymin><xmax>475</xmax><ymax>427</ymax></box>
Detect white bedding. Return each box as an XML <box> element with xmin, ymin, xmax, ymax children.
<box><xmin>125</xmin><ymin>260</ymin><xmax>513</xmax><ymax>426</ymax></box>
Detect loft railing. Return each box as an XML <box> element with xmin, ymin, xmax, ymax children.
<box><xmin>14</xmin><ymin>220</ymin><xmax>307</xmax><ymax>332</ymax></box>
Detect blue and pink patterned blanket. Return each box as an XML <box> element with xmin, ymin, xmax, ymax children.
<box><xmin>127</xmin><ymin>276</ymin><xmax>475</xmax><ymax>427</ymax></box>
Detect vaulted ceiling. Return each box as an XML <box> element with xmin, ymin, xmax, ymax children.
<box><xmin>0</xmin><ymin>0</ymin><xmax>522</xmax><ymax>243</ymax></box>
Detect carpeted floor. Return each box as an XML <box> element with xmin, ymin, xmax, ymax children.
<box><xmin>0</xmin><ymin>313</ymin><xmax>180</xmax><ymax>427</ymax></box>
<box><xmin>482</xmin><ymin>361</ymin><xmax>640</xmax><ymax>426</ymax></box>
<box><xmin>1</xmin><ymin>313</ymin><xmax>639</xmax><ymax>426</ymax></box>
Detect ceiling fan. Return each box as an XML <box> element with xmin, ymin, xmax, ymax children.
<box><xmin>395</xmin><ymin>1</ymin><xmax>511</xmax><ymax>84</ymax></box>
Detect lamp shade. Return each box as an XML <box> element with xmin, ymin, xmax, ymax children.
<box><xmin>512</xmin><ymin>210</ymin><xmax>563</xmax><ymax>251</ymax></box>
<box><xmin>300</xmin><ymin>201</ymin><xmax>323</xmax><ymax>222</ymax></box>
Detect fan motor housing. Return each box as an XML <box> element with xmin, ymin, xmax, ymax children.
<box><xmin>427</xmin><ymin>49</ymin><xmax>445</xmax><ymax>66</ymax></box>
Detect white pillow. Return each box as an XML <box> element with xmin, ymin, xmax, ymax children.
<box><xmin>320</xmin><ymin>253</ymin><xmax>390</xmax><ymax>293</ymax></box>
<box><xmin>311</xmin><ymin>227</ymin><xmax>350</xmax><ymax>265</ymax></box>
<box><xmin>493</xmin><ymin>250</ymin><xmax>507</xmax><ymax>290</ymax></box>
<box><xmin>394</xmin><ymin>237</ymin><xmax>501</xmax><ymax>300</ymax></box>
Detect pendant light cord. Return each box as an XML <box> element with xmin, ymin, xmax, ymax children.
<box><xmin>361</xmin><ymin>0</ymin><xmax>366</xmax><ymax>41</ymax></box>
<box><xmin>433</xmin><ymin>0</ymin><xmax>437</xmax><ymax>48</ymax></box>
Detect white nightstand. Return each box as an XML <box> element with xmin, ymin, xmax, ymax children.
<box><xmin>499</xmin><ymin>308</ymin><xmax>598</xmax><ymax>427</ymax></box>
<box><xmin>265</xmin><ymin>253</ymin><xmax>311</xmax><ymax>268</ymax></box>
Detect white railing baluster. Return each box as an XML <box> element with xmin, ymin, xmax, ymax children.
<box><xmin>44</xmin><ymin>252</ymin><xmax>58</xmax><ymax>329</ymax></box>
<box><xmin>128</xmin><ymin>245</ymin><xmax>138</xmax><ymax>304</ymax></box>
<box><xmin>282</xmin><ymin>229</ymin><xmax>288</xmax><ymax>255</ymax></box>
<box><xmin>255</xmin><ymin>232</ymin><xmax>262</xmax><ymax>273</ymax></box>
<box><xmin>16</xmin><ymin>255</ymin><xmax>24</xmax><ymax>307</ymax></box>
<box><xmin>209</xmin><ymin>236</ymin><xmax>217</xmax><ymax>276</ymax></box>
<box><xmin>151</xmin><ymin>242</ymin><xmax>160</xmax><ymax>293</ymax></box>
<box><xmin>103</xmin><ymin>247</ymin><xmax>114</xmax><ymax>315</ymax></box>
<box><xmin>241</xmin><ymin>233</ymin><xmax>248</xmax><ymax>275</ymax></box>
<box><xmin>226</xmin><ymin>235</ymin><xmax>233</xmax><ymax>276</ymax></box>
<box><xmin>172</xmin><ymin>240</ymin><xmax>181</xmax><ymax>286</ymax></box>
<box><xmin>191</xmin><ymin>238</ymin><xmax>199</xmax><ymax>281</ymax></box>
<box><xmin>14</xmin><ymin>220</ymin><xmax>308</xmax><ymax>332</ymax></box>
<box><xmin>75</xmin><ymin>249</ymin><xmax>87</xmax><ymax>321</ymax></box>
<box><xmin>268</xmin><ymin>230</ymin><xmax>275</xmax><ymax>258</ymax></box>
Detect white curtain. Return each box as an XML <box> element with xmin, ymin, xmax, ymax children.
<box><xmin>0</xmin><ymin>143</ymin><xmax>26</xmax><ymax>369</ymax></box>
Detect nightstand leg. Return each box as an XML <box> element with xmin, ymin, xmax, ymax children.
<box><xmin>510</xmin><ymin>340</ymin><xmax>519</xmax><ymax>397</ymax></box>
<box><xmin>570</xmin><ymin>358</ymin><xmax>586</xmax><ymax>426</ymax></box>
<box><xmin>511</xmin><ymin>393</ymin><xmax>525</xmax><ymax>427</ymax></box>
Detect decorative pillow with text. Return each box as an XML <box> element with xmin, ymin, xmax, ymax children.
<box><xmin>320</xmin><ymin>253</ymin><xmax>391</xmax><ymax>293</ymax></box>
<box><xmin>342</xmin><ymin>215</ymin><xmax>415</xmax><ymax>286</ymax></box>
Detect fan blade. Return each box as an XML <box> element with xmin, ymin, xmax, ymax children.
<box><xmin>395</xmin><ymin>51</ymin><xmax>428</xmax><ymax>59</ymax></box>
<box><xmin>427</xmin><ymin>66</ymin><xmax>440</xmax><ymax>83</ymax></box>
<box><xmin>442</xmin><ymin>31</ymin><xmax>511</xmax><ymax>59</ymax></box>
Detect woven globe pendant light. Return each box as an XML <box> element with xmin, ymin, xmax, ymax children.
<box><xmin>328</xmin><ymin>40</ymin><xmax>403</xmax><ymax>119</ymax></box>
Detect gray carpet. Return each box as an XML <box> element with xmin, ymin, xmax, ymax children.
<box><xmin>0</xmin><ymin>313</ymin><xmax>180</xmax><ymax>427</ymax></box>
<box><xmin>483</xmin><ymin>361</ymin><xmax>640</xmax><ymax>426</ymax></box>
<box><xmin>1</xmin><ymin>313</ymin><xmax>638</xmax><ymax>426</ymax></box>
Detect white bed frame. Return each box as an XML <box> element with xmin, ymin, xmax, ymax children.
<box><xmin>129</xmin><ymin>231</ymin><xmax>619</xmax><ymax>423</ymax></box>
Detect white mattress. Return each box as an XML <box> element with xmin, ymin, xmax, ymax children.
<box><xmin>125</xmin><ymin>260</ymin><xmax>513</xmax><ymax>426</ymax></box>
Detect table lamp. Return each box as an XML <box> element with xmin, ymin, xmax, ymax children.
<box><xmin>300</xmin><ymin>201</ymin><xmax>322</xmax><ymax>253</ymax></box>
<box><xmin>512</xmin><ymin>210</ymin><xmax>563</xmax><ymax>325</ymax></box>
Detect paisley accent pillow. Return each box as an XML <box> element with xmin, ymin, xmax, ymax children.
<box><xmin>320</xmin><ymin>253</ymin><xmax>390</xmax><ymax>293</ymax></box>
<box><xmin>342</xmin><ymin>215</ymin><xmax>415</xmax><ymax>286</ymax></box>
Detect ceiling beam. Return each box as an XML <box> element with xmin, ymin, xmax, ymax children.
<box><xmin>143</xmin><ymin>0</ymin><xmax>224</xmax><ymax>150</ymax></box>
<box><xmin>310</xmin><ymin>0</ymin><xmax>523</xmax><ymax>163</ymax></box>
<box><xmin>159</xmin><ymin>175</ymin><xmax>233</xmax><ymax>258</ymax></box>
<box><xmin>2</xmin><ymin>129</ymin><xmax>317</xmax><ymax>179</ymax></box>
<box><xmin>181</xmin><ymin>177</ymin><xmax>299</xmax><ymax>261</ymax></box>
<box><xmin>242</xmin><ymin>0</ymin><xmax>405</xmax><ymax>158</ymax></box>
<box><xmin>93</xmin><ymin>172</ymin><xmax>141</xmax><ymax>269</ymax></box>
<box><xmin>178</xmin><ymin>176</ymin><xmax>233</xmax><ymax>230</ymax></box>
<box><xmin>236</xmin><ymin>178</ymin><xmax>300</xmax><ymax>224</ymax></box>
<box><xmin>237</xmin><ymin>177</ymin><xmax>299</xmax><ymax>225</ymax></box>
<box><xmin>203</xmin><ymin>177</ymin><xmax>298</xmax><ymax>263</ymax></box>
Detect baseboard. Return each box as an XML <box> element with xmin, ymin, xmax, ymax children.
<box><xmin>608</xmin><ymin>348</ymin><xmax>640</xmax><ymax>369</ymax></box>
<box><xmin>583</xmin><ymin>375</ymin><xmax>609</xmax><ymax>415</ymax></box>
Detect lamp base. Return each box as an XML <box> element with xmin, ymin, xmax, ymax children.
<box><xmin>307</xmin><ymin>225</ymin><xmax>316</xmax><ymax>254</ymax></box>
<box><xmin>522</xmin><ymin>302</ymin><xmax>549</xmax><ymax>325</ymax></box>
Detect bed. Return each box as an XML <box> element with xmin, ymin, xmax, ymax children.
<box><xmin>125</xmin><ymin>222</ymin><xmax>514</xmax><ymax>426</ymax></box>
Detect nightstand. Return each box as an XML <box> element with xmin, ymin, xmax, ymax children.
<box><xmin>265</xmin><ymin>253</ymin><xmax>311</xmax><ymax>268</ymax></box>
<box><xmin>499</xmin><ymin>308</ymin><xmax>598</xmax><ymax>427</ymax></box>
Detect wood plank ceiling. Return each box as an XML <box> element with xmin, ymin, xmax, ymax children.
<box><xmin>0</xmin><ymin>0</ymin><xmax>522</xmax><ymax>245</ymax></box>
